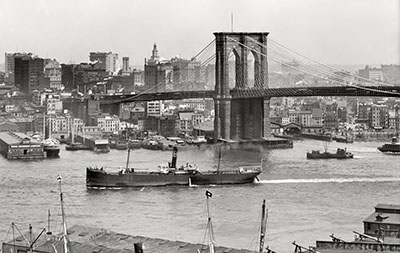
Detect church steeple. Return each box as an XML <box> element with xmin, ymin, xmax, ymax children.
<box><xmin>151</xmin><ymin>43</ymin><xmax>159</xmax><ymax>61</ymax></box>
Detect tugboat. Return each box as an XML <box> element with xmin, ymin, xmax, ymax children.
<box><xmin>86</xmin><ymin>147</ymin><xmax>262</xmax><ymax>187</ymax></box>
<box><xmin>377</xmin><ymin>137</ymin><xmax>400</xmax><ymax>153</ymax></box>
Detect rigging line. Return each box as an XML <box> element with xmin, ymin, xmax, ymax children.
<box><xmin>239</xmin><ymin>41</ymin><xmax>342</xmax><ymax>87</ymax></box>
<box><xmin>267</xmin><ymin>36</ymin><xmax>394</xmax><ymax>87</ymax></box>
<box><xmin>249</xmin><ymin>38</ymin><xmax>353</xmax><ymax>87</ymax></box>
<box><xmin>255</xmin><ymin>51</ymin><xmax>359</xmax><ymax>88</ymax></box>
<box><xmin>268</xmin><ymin>36</ymin><xmax>393</xmax><ymax>87</ymax></box>
<box><xmin>252</xmin><ymin>37</ymin><xmax>385</xmax><ymax>89</ymax></box>
<box><xmin>267</xmin><ymin>41</ymin><xmax>366</xmax><ymax>87</ymax></box>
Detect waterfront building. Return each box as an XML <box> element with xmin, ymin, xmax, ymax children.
<box><xmin>95</xmin><ymin>114</ymin><xmax>120</xmax><ymax>134</ymax></box>
<box><xmin>179</xmin><ymin>98</ymin><xmax>206</xmax><ymax>112</ymax></box>
<box><xmin>0</xmin><ymin>121</ymin><xmax>18</xmax><ymax>132</ymax></box>
<box><xmin>2</xmin><ymin>224</ymin><xmax>256</xmax><ymax>253</ymax></box>
<box><xmin>7</xmin><ymin>117</ymin><xmax>35</xmax><ymax>133</ymax></box>
<box><xmin>176</xmin><ymin>111</ymin><xmax>204</xmax><ymax>134</ymax></box>
<box><xmin>316</xmin><ymin>204</ymin><xmax>400</xmax><ymax>252</ymax></box>
<box><xmin>370</xmin><ymin>104</ymin><xmax>389</xmax><ymax>129</ymax></box>
<box><xmin>146</xmin><ymin>100</ymin><xmax>163</xmax><ymax>117</ymax></box>
<box><xmin>0</xmin><ymin>132</ymin><xmax>45</xmax><ymax>159</ymax></box>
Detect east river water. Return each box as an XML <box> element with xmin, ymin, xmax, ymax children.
<box><xmin>0</xmin><ymin>139</ymin><xmax>399</xmax><ymax>253</ymax></box>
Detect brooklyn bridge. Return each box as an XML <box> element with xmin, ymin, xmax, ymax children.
<box><xmin>92</xmin><ymin>32</ymin><xmax>400</xmax><ymax>142</ymax></box>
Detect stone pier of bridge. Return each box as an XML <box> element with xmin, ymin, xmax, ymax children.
<box><xmin>214</xmin><ymin>32</ymin><xmax>271</xmax><ymax>142</ymax></box>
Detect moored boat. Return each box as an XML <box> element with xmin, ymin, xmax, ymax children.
<box><xmin>86</xmin><ymin>147</ymin><xmax>262</xmax><ymax>187</ymax></box>
<box><xmin>42</xmin><ymin>138</ymin><xmax>60</xmax><ymax>158</ymax></box>
<box><xmin>65</xmin><ymin>142</ymin><xmax>92</xmax><ymax>151</ymax></box>
<box><xmin>377</xmin><ymin>137</ymin><xmax>400</xmax><ymax>153</ymax></box>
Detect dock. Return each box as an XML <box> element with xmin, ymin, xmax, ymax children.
<box><xmin>2</xmin><ymin>224</ymin><xmax>257</xmax><ymax>253</ymax></box>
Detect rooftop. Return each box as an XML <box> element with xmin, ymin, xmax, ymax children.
<box><xmin>3</xmin><ymin>224</ymin><xmax>256</xmax><ymax>253</ymax></box>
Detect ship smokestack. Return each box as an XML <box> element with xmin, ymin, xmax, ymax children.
<box><xmin>170</xmin><ymin>146</ymin><xmax>178</xmax><ymax>168</ymax></box>
<box><xmin>134</xmin><ymin>243</ymin><xmax>143</xmax><ymax>253</ymax></box>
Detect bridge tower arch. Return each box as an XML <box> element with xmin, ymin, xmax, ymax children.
<box><xmin>214</xmin><ymin>32</ymin><xmax>270</xmax><ymax>141</ymax></box>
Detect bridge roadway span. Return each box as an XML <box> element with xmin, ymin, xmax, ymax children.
<box><xmin>99</xmin><ymin>86</ymin><xmax>400</xmax><ymax>103</ymax></box>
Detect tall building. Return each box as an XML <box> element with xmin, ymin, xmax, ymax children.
<box><xmin>13</xmin><ymin>54</ymin><xmax>45</xmax><ymax>95</ymax></box>
<box><xmin>106</xmin><ymin>53</ymin><xmax>119</xmax><ymax>75</ymax></box>
<box><xmin>144</xmin><ymin>43</ymin><xmax>173</xmax><ymax>92</ymax></box>
<box><xmin>61</xmin><ymin>64</ymin><xmax>75</xmax><ymax>91</ymax></box>
<box><xmin>28</xmin><ymin>57</ymin><xmax>45</xmax><ymax>93</ymax></box>
<box><xmin>89</xmin><ymin>52</ymin><xmax>107</xmax><ymax>69</ymax></box>
<box><xmin>370</xmin><ymin>104</ymin><xmax>388</xmax><ymax>129</ymax></box>
<box><xmin>14</xmin><ymin>54</ymin><xmax>31</xmax><ymax>94</ymax></box>
<box><xmin>44</xmin><ymin>60</ymin><xmax>62</xmax><ymax>90</ymax></box>
<box><xmin>122</xmin><ymin>57</ymin><xmax>129</xmax><ymax>72</ymax></box>
<box><xmin>90</xmin><ymin>52</ymin><xmax>119</xmax><ymax>74</ymax></box>
<box><xmin>4</xmin><ymin>53</ymin><xmax>15</xmax><ymax>85</ymax></box>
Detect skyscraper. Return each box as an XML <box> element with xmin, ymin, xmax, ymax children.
<box><xmin>122</xmin><ymin>57</ymin><xmax>129</xmax><ymax>72</ymax></box>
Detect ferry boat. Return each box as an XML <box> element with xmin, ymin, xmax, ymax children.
<box><xmin>307</xmin><ymin>148</ymin><xmax>354</xmax><ymax>159</ymax></box>
<box><xmin>86</xmin><ymin>147</ymin><xmax>262</xmax><ymax>187</ymax></box>
<box><xmin>377</xmin><ymin>137</ymin><xmax>400</xmax><ymax>153</ymax></box>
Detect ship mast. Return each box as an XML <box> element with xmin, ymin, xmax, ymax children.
<box><xmin>205</xmin><ymin>190</ymin><xmax>215</xmax><ymax>253</ymax></box>
<box><xmin>259</xmin><ymin>199</ymin><xmax>268</xmax><ymax>253</ymax></box>
<box><xmin>126</xmin><ymin>148</ymin><xmax>131</xmax><ymax>170</ymax></box>
<box><xmin>57</xmin><ymin>175</ymin><xmax>69</xmax><ymax>253</ymax></box>
<box><xmin>217</xmin><ymin>146</ymin><xmax>221</xmax><ymax>172</ymax></box>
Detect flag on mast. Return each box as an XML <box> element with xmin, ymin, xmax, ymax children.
<box><xmin>206</xmin><ymin>190</ymin><xmax>213</xmax><ymax>198</ymax></box>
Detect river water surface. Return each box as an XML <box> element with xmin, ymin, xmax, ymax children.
<box><xmin>0</xmin><ymin>139</ymin><xmax>399</xmax><ymax>252</ymax></box>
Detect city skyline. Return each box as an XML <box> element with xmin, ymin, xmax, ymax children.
<box><xmin>0</xmin><ymin>0</ymin><xmax>399</xmax><ymax>68</ymax></box>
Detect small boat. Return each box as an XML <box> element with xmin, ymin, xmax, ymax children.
<box><xmin>307</xmin><ymin>148</ymin><xmax>354</xmax><ymax>159</ymax></box>
<box><xmin>128</xmin><ymin>139</ymin><xmax>141</xmax><ymax>149</ymax></box>
<box><xmin>65</xmin><ymin>142</ymin><xmax>92</xmax><ymax>151</ymax></box>
<box><xmin>377</xmin><ymin>137</ymin><xmax>400</xmax><ymax>153</ymax></box>
<box><xmin>42</xmin><ymin>138</ymin><xmax>60</xmax><ymax>158</ymax></box>
<box><xmin>86</xmin><ymin>147</ymin><xmax>262</xmax><ymax>187</ymax></box>
<box><xmin>335</xmin><ymin>135</ymin><xmax>354</xmax><ymax>143</ymax></box>
<box><xmin>115</xmin><ymin>141</ymin><xmax>128</xmax><ymax>150</ymax></box>
<box><xmin>141</xmin><ymin>139</ymin><xmax>160</xmax><ymax>150</ymax></box>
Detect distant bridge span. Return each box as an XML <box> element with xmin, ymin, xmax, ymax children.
<box><xmin>99</xmin><ymin>85</ymin><xmax>400</xmax><ymax>104</ymax></box>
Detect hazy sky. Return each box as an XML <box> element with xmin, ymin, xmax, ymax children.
<box><xmin>1</xmin><ymin>0</ymin><xmax>399</xmax><ymax>67</ymax></box>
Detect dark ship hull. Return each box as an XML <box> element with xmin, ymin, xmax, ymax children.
<box><xmin>377</xmin><ymin>145</ymin><xmax>400</xmax><ymax>153</ymax></box>
<box><xmin>65</xmin><ymin>143</ymin><xmax>92</xmax><ymax>151</ymax></box>
<box><xmin>86</xmin><ymin>167</ymin><xmax>261</xmax><ymax>187</ymax></box>
<box><xmin>377</xmin><ymin>137</ymin><xmax>400</xmax><ymax>153</ymax></box>
<box><xmin>307</xmin><ymin>148</ymin><xmax>354</xmax><ymax>159</ymax></box>
<box><xmin>44</xmin><ymin>146</ymin><xmax>60</xmax><ymax>158</ymax></box>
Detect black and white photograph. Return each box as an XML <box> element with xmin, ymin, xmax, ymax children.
<box><xmin>0</xmin><ymin>0</ymin><xmax>399</xmax><ymax>252</ymax></box>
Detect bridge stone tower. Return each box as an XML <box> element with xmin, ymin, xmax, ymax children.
<box><xmin>214</xmin><ymin>32</ymin><xmax>270</xmax><ymax>141</ymax></box>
